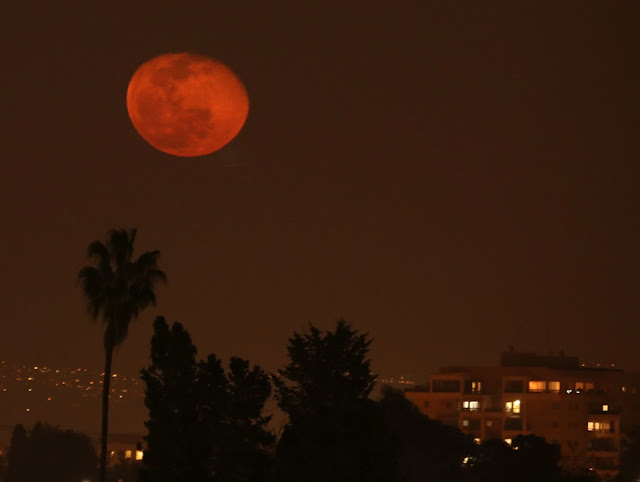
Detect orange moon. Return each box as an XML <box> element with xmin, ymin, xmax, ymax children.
<box><xmin>126</xmin><ymin>53</ymin><xmax>249</xmax><ymax>157</ymax></box>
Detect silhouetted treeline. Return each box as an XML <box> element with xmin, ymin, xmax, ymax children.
<box><xmin>139</xmin><ymin>318</ymin><xmax>606</xmax><ymax>482</ymax></box>
<box><xmin>273</xmin><ymin>321</ymin><xmax>398</xmax><ymax>482</ymax></box>
<box><xmin>4</xmin><ymin>422</ymin><xmax>98</xmax><ymax>482</ymax></box>
<box><xmin>140</xmin><ymin>317</ymin><xmax>274</xmax><ymax>482</ymax></box>
<box><xmin>1</xmin><ymin>318</ymin><xmax>614</xmax><ymax>481</ymax></box>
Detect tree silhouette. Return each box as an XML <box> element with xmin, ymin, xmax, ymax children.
<box><xmin>5</xmin><ymin>424</ymin><xmax>28</xmax><ymax>482</ymax></box>
<box><xmin>78</xmin><ymin>228</ymin><xmax>166</xmax><ymax>482</ymax></box>
<box><xmin>141</xmin><ymin>316</ymin><xmax>273</xmax><ymax>482</ymax></box>
<box><xmin>274</xmin><ymin>320</ymin><xmax>397</xmax><ymax>482</ymax></box>
<box><xmin>5</xmin><ymin>422</ymin><xmax>98</xmax><ymax>482</ymax></box>
<box><xmin>617</xmin><ymin>424</ymin><xmax>640</xmax><ymax>482</ymax></box>
<box><xmin>379</xmin><ymin>386</ymin><xmax>473</xmax><ymax>482</ymax></box>
<box><xmin>275</xmin><ymin>320</ymin><xmax>376</xmax><ymax>418</ymax></box>
<box><xmin>464</xmin><ymin>435</ymin><xmax>562</xmax><ymax>482</ymax></box>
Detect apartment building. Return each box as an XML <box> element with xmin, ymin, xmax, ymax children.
<box><xmin>405</xmin><ymin>351</ymin><xmax>640</xmax><ymax>481</ymax></box>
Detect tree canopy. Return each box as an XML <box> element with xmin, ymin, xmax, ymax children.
<box><xmin>4</xmin><ymin>422</ymin><xmax>98</xmax><ymax>482</ymax></box>
<box><xmin>141</xmin><ymin>316</ymin><xmax>273</xmax><ymax>482</ymax></box>
<box><xmin>274</xmin><ymin>321</ymin><xmax>397</xmax><ymax>482</ymax></box>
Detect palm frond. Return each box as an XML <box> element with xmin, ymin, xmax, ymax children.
<box><xmin>135</xmin><ymin>250</ymin><xmax>162</xmax><ymax>271</ymax></box>
<box><xmin>80</xmin><ymin>227</ymin><xmax>165</xmax><ymax>349</ymax></box>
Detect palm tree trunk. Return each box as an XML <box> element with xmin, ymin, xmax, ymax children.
<box><xmin>99</xmin><ymin>341</ymin><xmax>114</xmax><ymax>482</ymax></box>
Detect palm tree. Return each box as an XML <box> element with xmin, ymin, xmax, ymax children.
<box><xmin>78</xmin><ymin>228</ymin><xmax>166</xmax><ymax>482</ymax></box>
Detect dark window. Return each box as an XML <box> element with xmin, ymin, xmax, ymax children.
<box><xmin>589</xmin><ymin>438</ymin><xmax>616</xmax><ymax>451</ymax></box>
<box><xmin>504</xmin><ymin>418</ymin><xmax>523</xmax><ymax>430</ymax></box>
<box><xmin>504</xmin><ymin>380</ymin><xmax>524</xmax><ymax>393</ymax></box>
<box><xmin>433</xmin><ymin>379</ymin><xmax>461</xmax><ymax>393</ymax></box>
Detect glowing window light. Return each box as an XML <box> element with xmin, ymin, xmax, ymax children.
<box><xmin>528</xmin><ymin>381</ymin><xmax>546</xmax><ymax>392</ymax></box>
<box><xmin>506</xmin><ymin>400</ymin><xmax>521</xmax><ymax>414</ymax></box>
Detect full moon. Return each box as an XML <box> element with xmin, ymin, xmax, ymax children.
<box><xmin>126</xmin><ymin>53</ymin><xmax>249</xmax><ymax>157</ymax></box>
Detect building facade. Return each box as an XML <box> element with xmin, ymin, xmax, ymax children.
<box><xmin>405</xmin><ymin>351</ymin><xmax>640</xmax><ymax>480</ymax></box>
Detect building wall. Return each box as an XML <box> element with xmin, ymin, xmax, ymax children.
<box><xmin>405</xmin><ymin>353</ymin><xmax>640</xmax><ymax>481</ymax></box>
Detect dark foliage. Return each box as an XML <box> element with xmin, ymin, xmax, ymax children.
<box><xmin>275</xmin><ymin>320</ymin><xmax>376</xmax><ymax>420</ymax></box>
<box><xmin>4</xmin><ymin>422</ymin><xmax>98</xmax><ymax>482</ymax></box>
<box><xmin>563</xmin><ymin>470</ymin><xmax>601</xmax><ymax>482</ymax></box>
<box><xmin>273</xmin><ymin>321</ymin><xmax>397</xmax><ymax>482</ymax></box>
<box><xmin>141</xmin><ymin>316</ymin><xmax>274</xmax><ymax>482</ymax></box>
<box><xmin>464</xmin><ymin>434</ymin><xmax>562</xmax><ymax>482</ymax></box>
<box><xmin>78</xmin><ymin>228</ymin><xmax>166</xmax><ymax>349</ymax></box>
<box><xmin>107</xmin><ymin>458</ymin><xmax>142</xmax><ymax>482</ymax></box>
<box><xmin>616</xmin><ymin>425</ymin><xmax>640</xmax><ymax>482</ymax></box>
<box><xmin>379</xmin><ymin>386</ymin><xmax>474</xmax><ymax>482</ymax></box>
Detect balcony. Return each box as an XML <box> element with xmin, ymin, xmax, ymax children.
<box><xmin>504</xmin><ymin>418</ymin><xmax>523</xmax><ymax>431</ymax></box>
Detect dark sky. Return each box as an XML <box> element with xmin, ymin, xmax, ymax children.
<box><xmin>2</xmin><ymin>2</ymin><xmax>639</xmax><ymax>394</ymax></box>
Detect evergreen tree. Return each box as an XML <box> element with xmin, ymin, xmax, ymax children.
<box><xmin>141</xmin><ymin>316</ymin><xmax>273</xmax><ymax>482</ymax></box>
<box><xmin>379</xmin><ymin>386</ymin><xmax>473</xmax><ymax>482</ymax></box>
<box><xmin>464</xmin><ymin>435</ymin><xmax>562</xmax><ymax>482</ymax></box>
<box><xmin>5</xmin><ymin>422</ymin><xmax>98</xmax><ymax>482</ymax></box>
<box><xmin>273</xmin><ymin>320</ymin><xmax>397</xmax><ymax>482</ymax></box>
<box><xmin>5</xmin><ymin>424</ymin><xmax>28</xmax><ymax>482</ymax></box>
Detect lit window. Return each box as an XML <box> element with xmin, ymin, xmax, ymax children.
<box><xmin>463</xmin><ymin>400</ymin><xmax>480</xmax><ymax>411</ymax></box>
<box><xmin>588</xmin><ymin>421</ymin><xmax>613</xmax><ymax>432</ymax></box>
<box><xmin>529</xmin><ymin>381</ymin><xmax>547</xmax><ymax>393</ymax></box>
<box><xmin>585</xmin><ymin>383</ymin><xmax>594</xmax><ymax>391</ymax></box>
<box><xmin>486</xmin><ymin>420</ymin><xmax>493</xmax><ymax>427</ymax></box>
<box><xmin>505</xmin><ymin>438</ymin><xmax>512</xmax><ymax>446</ymax></box>
<box><xmin>602</xmin><ymin>404</ymin><xmax>609</xmax><ymax>412</ymax></box>
<box><xmin>548</xmin><ymin>381</ymin><xmax>560</xmax><ymax>393</ymax></box>
<box><xmin>125</xmin><ymin>450</ymin><xmax>132</xmax><ymax>459</ymax></box>
<box><xmin>575</xmin><ymin>382</ymin><xmax>584</xmax><ymax>391</ymax></box>
<box><xmin>506</xmin><ymin>400</ymin><xmax>521</xmax><ymax>414</ymax></box>
<box><xmin>472</xmin><ymin>381</ymin><xmax>482</xmax><ymax>393</ymax></box>
<box><xmin>474</xmin><ymin>438</ymin><xmax>481</xmax><ymax>444</ymax></box>
<box><xmin>136</xmin><ymin>450</ymin><xmax>143</xmax><ymax>461</ymax></box>
<box><xmin>462</xmin><ymin>419</ymin><xmax>469</xmax><ymax>427</ymax></box>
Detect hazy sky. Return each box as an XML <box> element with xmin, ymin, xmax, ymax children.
<box><xmin>2</xmin><ymin>1</ymin><xmax>639</xmax><ymax>401</ymax></box>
